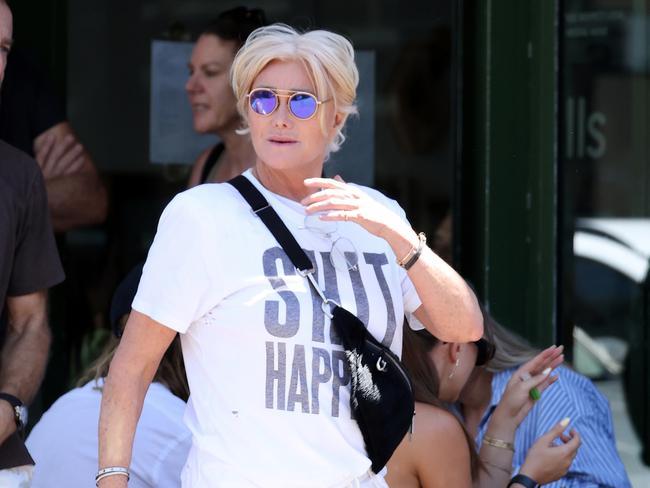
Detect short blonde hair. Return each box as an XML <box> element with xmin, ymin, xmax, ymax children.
<box><xmin>230</xmin><ymin>23</ymin><xmax>359</xmax><ymax>154</ymax></box>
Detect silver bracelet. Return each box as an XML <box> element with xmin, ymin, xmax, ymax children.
<box><xmin>96</xmin><ymin>466</ymin><xmax>130</xmax><ymax>486</ymax></box>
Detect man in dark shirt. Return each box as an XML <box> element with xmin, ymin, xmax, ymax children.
<box><xmin>0</xmin><ymin>0</ymin><xmax>65</xmax><ymax>467</ymax></box>
<box><xmin>0</xmin><ymin>15</ymin><xmax>107</xmax><ymax>232</ymax></box>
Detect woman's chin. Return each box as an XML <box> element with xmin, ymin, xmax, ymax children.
<box><xmin>255</xmin><ymin>147</ymin><xmax>327</xmax><ymax>172</ymax></box>
<box><xmin>192</xmin><ymin>123</ymin><xmax>206</xmax><ymax>135</ymax></box>
<box><xmin>256</xmin><ymin>156</ymin><xmax>319</xmax><ymax>173</ymax></box>
<box><xmin>192</xmin><ymin>117</ymin><xmax>217</xmax><ymax>135</ymax></box>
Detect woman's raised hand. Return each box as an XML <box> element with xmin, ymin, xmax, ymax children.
<box><xmin>302</xmin><ymin>175</ymin><xmax>408</xmax><ymax>239</ymax></box>
<box><xmin>519</xmin><ymin>419</ymin><xmax>581</xmax><ymax>485</ymax></box>
<box><xmin>488</xmin><ymin>345</ymin><xmax>564</xmax><ymax>436</ymax></box>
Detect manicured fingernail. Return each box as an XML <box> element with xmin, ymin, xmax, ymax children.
<box><xmin>542</xmin><ymin>367</ymin><xmax>552</xmax><ymax>375</ymax></box>
<box><xmin>520</xmin><ymin>372</ymin><xmax>532</xmax><ymax>381</ymax></box>
<box><xmin>560</xmin><ymin>417</ymin><xmax>570</xmax><ymax>427</ymax></box>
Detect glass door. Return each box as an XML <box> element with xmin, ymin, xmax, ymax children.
<box><xmin>560</xmin><ymin>0</ymin><xmax>650</xmax><ymax>480</ymax></box>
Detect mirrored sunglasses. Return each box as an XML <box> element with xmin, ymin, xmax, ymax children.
<box><xmin>247</xmin><ymin>88</ymin><xmax>328</xmax><ymax>120</ymax></box>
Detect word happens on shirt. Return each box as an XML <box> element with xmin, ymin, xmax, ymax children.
<box><xmin>262</xmin><ymin>246</ymin><xmax>397</xmax><ymax>418</ymax></box>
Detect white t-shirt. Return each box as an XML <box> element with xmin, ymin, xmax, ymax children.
<box><xmin>133</xmin><ymin>170</ymin><xmax>421</xmax><ymax>488</ymax></box>
<box><xmin>26</xmin><ymin>380</ymin><xmax>191</xmax><ymax>488</ymax></box>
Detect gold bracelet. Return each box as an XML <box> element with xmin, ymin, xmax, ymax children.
<box><xmin>397</xmin><ymin>235</ymin><xmax>419</xmax><ymax>266</ymax></box>
<box><xmin>482</xmin><ymin>434</ymin><xmax>515</xmax><ymax>451</ymax></box>
<box><xmin>397</xmin><ymin>232</ymin><xmax>426</xmax><ymax>269</ymax></box>
<box><xmin>481</xmin><ymin>459</ymin><xmax>512</xmax><ymax>475</ymax></box>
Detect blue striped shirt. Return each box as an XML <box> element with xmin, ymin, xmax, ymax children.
<box><xmin>475</xmin><ymin>367</ymin><xmax>631</xmax><ymax>487</ymax></box>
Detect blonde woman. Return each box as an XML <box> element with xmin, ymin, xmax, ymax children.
<box><xmin>387</xmin><ymin>321</ymin><xmax>579</xmax><ymax>488</ymax></box>
<box><xmin>98</xmin><ymin>24</ymin><xmax>483</xmax><ymax>488</ymax></box>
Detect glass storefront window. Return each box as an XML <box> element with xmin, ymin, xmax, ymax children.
<box><xmin>561</xmin><ymin>0</ymin><xmax>650</xmax><ymax>482</ymax></box>
<box><xmin>48</xmin><ymin>1</ymin><xmax>459</xmax><ymax>399</ymax></box>
<box><xmin>67</xmin><ymin>0</ymin><xmax>457</xmax><ymax>258</ymax></box>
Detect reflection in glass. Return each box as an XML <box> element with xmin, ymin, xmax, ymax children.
<box><xmin>562</xmin><ymin>0</ymin><xmax>650</xmax><ymax>476</ymax></box>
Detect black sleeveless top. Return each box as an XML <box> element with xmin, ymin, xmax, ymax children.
<box><xmin>200</xmin><ymin>143</ymin><xmax>225</xmax><ymax>184</ymax></box>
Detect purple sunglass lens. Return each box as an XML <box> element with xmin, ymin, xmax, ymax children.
<box><xmin>289</xmin><ymin>93</ymin><xmax>318</xmax><ymax>119</ymax></box>
<box><xmin>250</xmin><ymin>90</ymin><xmax>277</xmax><ymax>115</ymax></box>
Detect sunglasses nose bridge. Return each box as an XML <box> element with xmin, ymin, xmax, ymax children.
<box><xmin>249</xmin><ymin>89</ymin><xmax>319</xmax><ymax>120</ymax></box>
<box><xmin>256</xmin><ymin>94</ymin><xmax>294</xmax><ymax>129</ymax></box>
<box><xmin>272</xmin><ymin>94</ymin><xmax>295</xmax><ymax>123</ymax></box>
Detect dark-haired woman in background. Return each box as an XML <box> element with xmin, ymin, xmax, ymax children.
<box><xmin>386</xmin><ymin>321</ymin><xmax>580</xmax><ymax>488</ymax></box>
<box><xmin>186</xmin><ymin>7</ymin><xmax>266</xmax><ymax>186</ymax></box>
<box><xmin>458</xmin><ymin>315</ymin><xmax>631</xmax><ymax>487</ymax></box>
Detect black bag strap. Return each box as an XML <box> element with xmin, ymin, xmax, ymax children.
<box><xmin>228</xmin><ymin>174</ymin><xmax>314</xmax><ymax>273</ymax></box>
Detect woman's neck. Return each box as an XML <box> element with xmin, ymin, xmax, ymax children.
<box><xmin>214</xmin><ymin>129</ymin><xmax>256</xmax><ymax>181</ymax></box>
<box><xmin>460</xmin><ymin>369</ymin><xmax>494</xmax><ymax>437</ymax></box>
<box><xmin>252</xmin><ymin>159</ymin><xmax>324</xmax><ymax>202</ymax></box>
<box><xmin>219</xmin><ymin>127</ymin><xmax>247</xmax><ymax>155</ymax></box>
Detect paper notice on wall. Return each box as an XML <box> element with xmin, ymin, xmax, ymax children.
<box><xmin>149</xmin><ymin>40</ymin><xmax>218</xmax><ymax>165</ymax></box>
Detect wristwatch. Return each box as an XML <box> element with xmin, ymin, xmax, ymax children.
<box><xmin>0</xmin><ymin>393</ymin><xmax>28</xmax><ymax>431</ymax></box>
<box><xmin>507</xmin><ymin>474</ymin><xmax>539</xmax><ymax>488</ymax></box>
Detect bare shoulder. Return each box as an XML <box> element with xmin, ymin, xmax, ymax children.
<box><xmin>413</xmin><ymin>402</ymin><xmax>467</xmax><ymax>444</ymax></box>
<box><xmin>409</xmin><ymin>403</ymin><xmax>473</xmax><ymax>488</ymax></box>
<box><xmin>387</xmin><ymin>403</ymin><xmax>473</xmax><ymax>488</ymax></box>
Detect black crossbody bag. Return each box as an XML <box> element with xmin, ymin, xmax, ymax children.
<box><xmin>229</xmin><ymin>175</ymin><xmax>415</xmax><ymax>473</ymax></box>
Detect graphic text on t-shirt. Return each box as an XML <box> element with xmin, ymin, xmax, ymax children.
<box><xmin>262</xmin><ymin>246</ymin><xmax>397</xmax><ymax>417</ymax></box>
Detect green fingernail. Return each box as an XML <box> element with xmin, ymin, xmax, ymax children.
<box><xmin>529</xmin><ymin>387</ymin><xmax>541</xmax><ymax>401</ymax></box>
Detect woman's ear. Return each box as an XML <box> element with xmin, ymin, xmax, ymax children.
<box><xmin>447</xmin><ymin>343</ymin><xmax>462</xmax><ymax>364</ymax></box>
<box><xmin>333</xmin><ymin>112</ymin><xmax>346</xmax><ymax>129</ymax></box>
